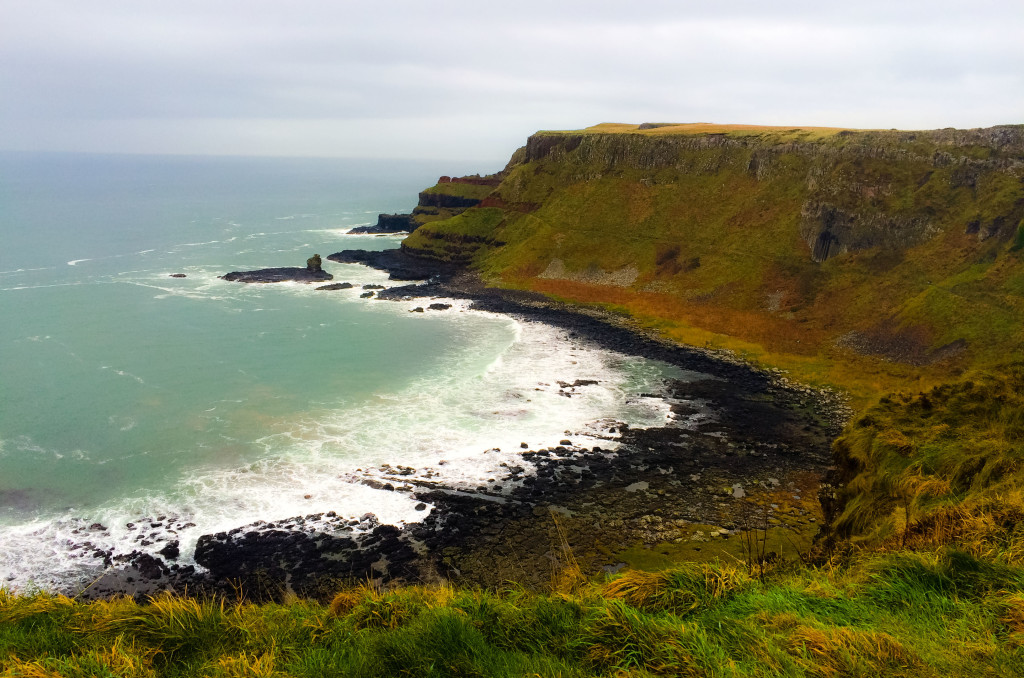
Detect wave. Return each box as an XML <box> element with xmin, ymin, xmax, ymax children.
<box><xmin>1</xmin><ymin>281</ymin><xmax>89</xmax><ymax>292</ymax></box>
<box><xmin>99</xmin><ymin>366</ymin><xmax>145</xmax><ymax>385</ymax></box>
<box><xmin>0</xmin><ymin>266</ymin><xmax>57</xmax><ymax>276</ymax></box>
<box><xmin>0</xmin><ymin>303</ymin><xmax>692</xmax><ymax>593</ymax></box>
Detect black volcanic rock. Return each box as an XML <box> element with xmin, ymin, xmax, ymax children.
<box><xmin>157</xmin><ymin>541</ymin><xmax>180</xmax><ymax>560</ymax></box>
<box><xmin>349</xmin><ymin>213</ymin><xmax>418</xmax><ymax>234</ymax></box>
<box><xmin>417</xmin><ymin>192</ymin><xmax>482</xmax><ymax>209</ymax></box>
<box><xmin>193</xmin><ymin>515</ymin><xmax>421</xmax><ymax>598</ymax></box>
<box><xmin>220</xmin><ymin>267</ymin><xmax>333</xmax><ymax>283</ymax></box>
<box><xmin>316</xmin><ymin>282</ymin><xmax>354</xmax><ymax>290</ymax></box>
<box><xmin>131</xmin><ymin>553</ymin><xmax>167</xmax><ymax>581</ymax></box>
<box><xmin>327</xmin><ymin>249</ymin><xmax>458</xmax><ymax>281</ymax></box>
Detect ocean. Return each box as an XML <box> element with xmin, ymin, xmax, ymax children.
<box><xmin>0</xmin><ymin>152</ymin><xmax>683</xmax><ymax>592</ymax></box>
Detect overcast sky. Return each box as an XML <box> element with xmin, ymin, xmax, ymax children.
<box><xmin>2</xmin><ymin>0</ymin><xmax>1022</xmax><ymax>163</ymax></box>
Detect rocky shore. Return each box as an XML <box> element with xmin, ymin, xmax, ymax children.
<box><xmin>74</xmin><ymin>248</ymin><xmax>849</xmax><ymax>603</ymax></box>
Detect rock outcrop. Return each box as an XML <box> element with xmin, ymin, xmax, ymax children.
<box><xmin>327</xmin><ymin>249</ymin><xmax>458</xmax><ymax>280</ymax></box>
<box><xmin>221</xmin><ymin>267</ymin><xmax>333</xmax><ymax>283</ymax></box>
<box><xmin>349</xmin><ymin>213</ymin><xmax>417</xmax><ymax>234</ymax></box>
<box><xmin>348</xmin><ymin>175</ymin><xmax>502</xmax><ymax>235</ymax></box>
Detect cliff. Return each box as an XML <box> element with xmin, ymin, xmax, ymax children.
<box><xmin>349</xmin><ymin>175</ymin><xmax>500</xmax><ymax>233</ymax></box>
<box><xmin>402</xmin><ymin>122</ymin><xmax>1024</xmax><ymax>394</ymax></box>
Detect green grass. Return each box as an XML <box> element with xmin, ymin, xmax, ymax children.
<box><xmin>5</xmin><ymin>551</ymin><xmax>1024</xmax><ymax>677</ymax></box>
<box><xmin>6</xmin><ymin>362</ymin><xmax>1024</xmax><ymax>676</ymax></box>
<box><xmin>403</xmin><ymin>207</ymin><xmax>506</xmax><ymax>262</ymax></box>
<box><xmin>827</xmin><ymin>363</ymin><xmax>1024</xmax><ymax>550</ymax></box>
<box><xmin>409</xmin><ymin>125</ymin><xmax>1024</xmax><ymax>398</ymax></box>
<box><xmin>9</xmin><ymin>128</ymin><xmax>1024</xmax><ymax>675</ymax></box>
<box><xmin>421</xmin><ymin>182</ymin><xmax>496</xmax><ymax>201</ymax></box>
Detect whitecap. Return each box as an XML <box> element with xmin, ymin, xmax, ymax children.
<box><xmin>99</xmin><ymin>366</ymin><xmax>145</xmax><ymax>385</ymax></box>
<box><xmin>0</xmin><ymin>280</ymin><xmax>704</xmax><ymax>593</ymax></box>
<box><xmin>0</xmin><ymin>266</ymin><xmax>56</xmax><ymax>276</ymax></box>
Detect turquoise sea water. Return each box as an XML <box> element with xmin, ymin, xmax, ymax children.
<box><xmin>0</xmin><ymin>153</ymin><xmax>683</xmax><ymax>591</ymax></box>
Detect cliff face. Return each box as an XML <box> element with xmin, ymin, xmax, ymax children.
<box><xmin>350</xmin><ymin>176</ymin><xmax>498</xmax><ymax>234</ymax></box>
<box><xmin>402</xmin><ymin>123</ymin><xmax>1024</xmax><ymax>382</ymax></box>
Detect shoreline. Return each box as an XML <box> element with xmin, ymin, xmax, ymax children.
<box><xmin>73</xmin><ymin>249</ymin><xmax>848</xmax><ymax>601</ymax></box>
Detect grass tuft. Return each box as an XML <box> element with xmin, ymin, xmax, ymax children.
<box><xmin>601</xmin><ymin>562</ymin><xmax>748</xmax><ymax>615</ymax></box>
<box><xmin>786</xmin><ymin>625</ymin><xmax>922</xmax><ymax>678</ymax></box>
<box><xmin>579</xmin><ymin>599</ymin><xmax>695</xmax><ymax>675</ymax></box>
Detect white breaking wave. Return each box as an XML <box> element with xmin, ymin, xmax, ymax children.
<box><xmin>0</xmin><ymin>304</ymin><xmax>694</xmax><ymax>594</ymax></box>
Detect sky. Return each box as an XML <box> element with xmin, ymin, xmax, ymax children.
<box><xmin>1</xmin><ymin>0</ymin><xmax>1022</xmax><ymax>164</ymax></box>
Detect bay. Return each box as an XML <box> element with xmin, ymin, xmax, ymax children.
<box><xmin>0</xmin><ymin>152</ymin><xmax>682</xmax><ymax>591</ymax></box>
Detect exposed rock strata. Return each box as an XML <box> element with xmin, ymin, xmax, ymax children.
<box><xmin>349</xmin><ymin>213</ymin><xmax>417</xmax><ymax>234</ymax></box>
<box><xmin>513</xmin><ymin>126</ymin><xmax>1024</xmax><ymax>264</ymax></box>
<box><xmin>348</xmin><ymin>175</ymin><xmax>500</xmax><ymax>234</ymax></box>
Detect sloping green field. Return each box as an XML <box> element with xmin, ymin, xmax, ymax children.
<box><xmin>406</xmin><ymin>123</ymin><xmax>1024</xmax><ymax>401</ymax></box>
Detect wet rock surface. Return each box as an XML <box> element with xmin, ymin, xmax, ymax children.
<box><xmin>76</xmin><ymin>248</ymin><xmax>848</xmax><ymax>602</ymax></box>
<box><xmin>221</xmin><ymin>267</ymin><xmax>333</xmax><ymax>283</ymax></box>
<box><xmin>326</xmin><ymin>249</ymin><xmax>459</xmax><ymax>281</ymax></box>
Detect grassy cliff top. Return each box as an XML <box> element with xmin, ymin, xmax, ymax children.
<box><xmin>539</xmin><ymin>121</ymin><xmax>858</xmax><ymax>140</ymax></box>
<box><xmin>534</xmin><ymin>122</ymin><xmax>1024</xmax><ymax>148</ymax></box>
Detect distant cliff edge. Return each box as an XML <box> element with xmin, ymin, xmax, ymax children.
<box><xmin>399</xmin><ymin>122</ymin><xmax>1024</xmax><ymax>389</ymax></box>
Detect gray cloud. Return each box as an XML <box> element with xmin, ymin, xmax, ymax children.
<box><xmin>1</xmin><ymin>0</ymin><xmax>1021</xmax><ymax>160</ymax></box>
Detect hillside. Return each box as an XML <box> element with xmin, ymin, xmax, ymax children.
<box><xmin>403</xmin><ymin>122</ymin><xmax>1024</xmax><ymax>402</ymax></box>
<box><xmin>5</xmin><ymin>124</ymin><xmax>1024</xmax><ymax>677</ymax></box>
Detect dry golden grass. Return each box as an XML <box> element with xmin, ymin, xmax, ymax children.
<box><xmin>601</xmin><ymin>563</ymin><xmax>747</xmax><ymax>616</ymax></box>
<box><xmin>543</xmin><ymin>122</ymin><xmax>863</xmax><ymax>138</ymax></box>
<box><xmin>786</xmin><ymin>625</ymin><xmax>922</xmax><ymax>678</ymax></box>
<box><xmin>523</xmin><ymin>276</ymin><xmax>934</xmax><ymax>406</ymax></box>
<box><xmin>328</xmin><ymin>582</ymin><xmax>457</xmax><ymax>632</ymax></box>
<box><xmin>874</xmin><ymin>501</ymin><xmax>1024</xmax><ymax>566</ymax></box>
<box><xmin>208</xmin><ymin>650</ymin><xmax>280</xmax><ymax>678</ymax></box>
<box><xmin>999</xmin><ymin>593</ymin><xmax>1024</xmax><ymax>648</ymax></box>
<box><xmin>527</xmin><ymin>277</ymin><xmax>828</xmax><ymax>354</ymax></box>
<box><xmin>0</xmin><ymin>661</ymin><xmax>64</xmax><ymax>678</ymax></box>
<box><xmin>0</xmin><ymin>592</ymin><xmax>76</xmax><ymax>624</ymax></box>
<box><xmin>328</xmin><ymin>589</ymin><xmax>362</xmax><ymax>617</ymax></box>
<box><xmin>0</xmin><ymin>636</ymin><xmax>158</xmax><ymax>678</ymax></box>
